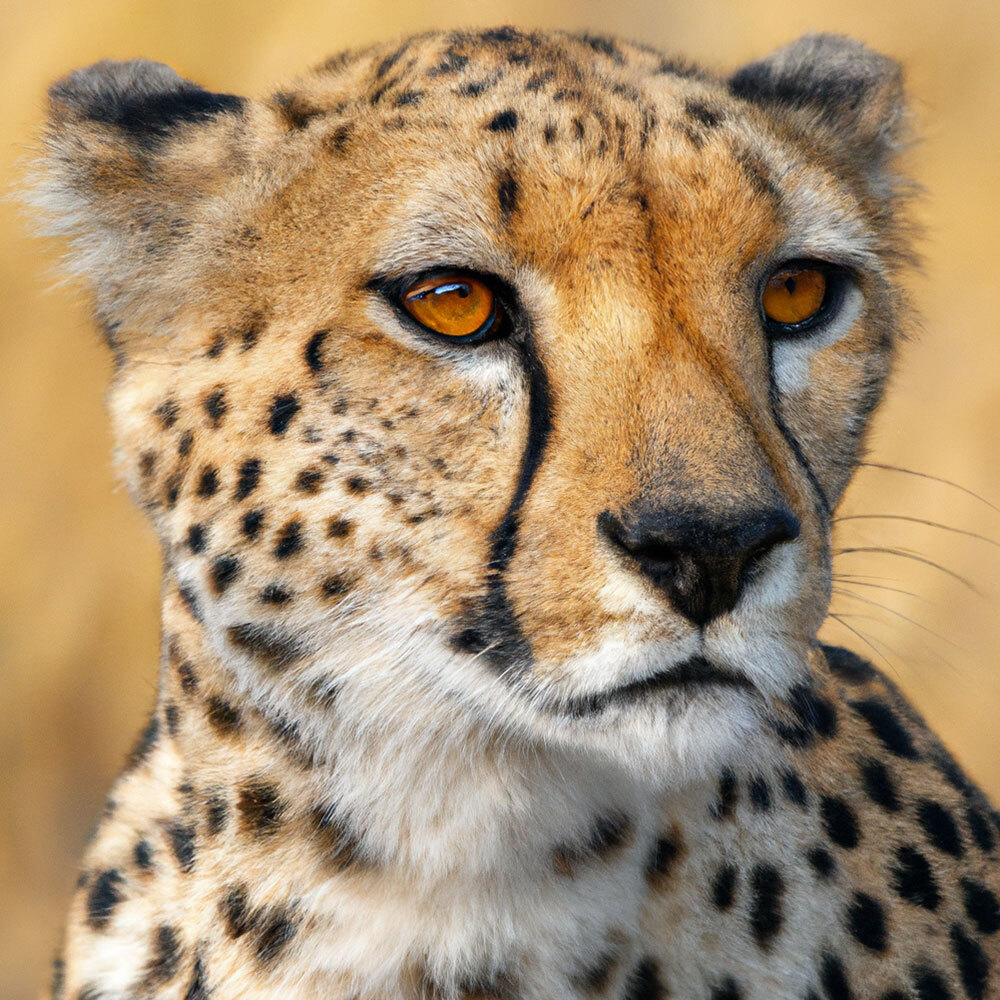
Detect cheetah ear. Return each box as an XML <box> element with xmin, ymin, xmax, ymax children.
<box><xmin>729</xmin><ymin>34</ymin><xmax>907</xmax><ymax>177</ymax></box>
<box><xmin>32</xmin><ymin>59</ymin><xmax>247</xmax><ymax>337</ymax></box>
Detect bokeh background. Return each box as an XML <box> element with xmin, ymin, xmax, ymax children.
<box><xmin>2</xmin><ymin>0</ymin><xmax>998</xmax><ymax>995</ymax></box>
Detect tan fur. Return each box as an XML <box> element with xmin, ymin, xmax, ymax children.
<box><xmin>30</xmin><ymin>28</ymin><xmax>999</xmax><ymax>1000</ymax></box>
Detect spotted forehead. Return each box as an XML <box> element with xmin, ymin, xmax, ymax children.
<box><xmin>268</xmin><ymin>29</ymin><xmax>728</xmax><ymax>157</ymax></box>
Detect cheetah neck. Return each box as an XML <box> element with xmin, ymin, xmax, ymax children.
<box><xmin>154</xmin><ymin>592</ymin><xmax>670</xmax><ymax>998</ymax></box>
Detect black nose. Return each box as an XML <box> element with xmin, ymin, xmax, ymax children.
<box><xmin>598</xmin><ymin>504</ymin><xmax>801</xmax><ymax>627</ymax></box>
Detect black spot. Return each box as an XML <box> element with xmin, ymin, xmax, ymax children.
<box><xmin>166</xmin><ymin>820</ymin><xmax>196</xmax><ymax>872</ymax></box>
<box><xmin>711</xmin><ymin>979</ymin><xmax>743</xmax><ymax>1000</ymax></box>
<box><xmin>178</xmin><ymin>583</ymin><xmax>202</xmax><ymax>621</ymax></box>
<box><xmin>645</xmin><ymin>829</ymin><xmax>683</xmax><ymax>885</ymax></box>
<box><xmin>575</xmin><ymin>950</ymin><xmax>621</xmax><ymax>993</ymax></box>
<box><xmin>311</xmin><ymin>804</ymin><xmax>369</xmax><ymax>871</ymax></box>
<box><xmin>820</xmin><ymin>796</ymin><xmax>860</xmax><ymax>849</ymax></box>
<box><xmin>819</xmin><ymin>953</ymin><xmax>854</xmax><ymax>1000</ymax></box>
<box><xmin>203</xmin><ymin>387</ymin><xmax>227</xmax><ymax>427</ymax></box>
<box><xmin>781</xmin><ymin>769</ymin><xmax>808</xmax><ymax>807</ymax></box>
<box><xmin>183</xmin><ymin>954</ymin><xmax>208</xmax><ymax>1000</ymax></box>
<box><xmin>206</xmin><ymin>332</ymin><xmax>226</xmax><ymax>357</ymax></box>
<box><xmin>497</xmin><ymin>169</ymin><xmax>519</xmax><ymax>220</ymax></box>
<box><xmin>238</xmin><ymin>781</ymin><xmax>284</xmax><ymax>836</ymax></box>
<box><xmin>917</xmin><ymin>799</ymin><xmax>964</xmax><ymax>857</ymax></box>
<box><xmin>850</xmin><ymin>698</ymin><xmax>920</xmax><ymax>759</ymax></box>
<box><xmin>206</xmin><ymin>793</ymin><xmax>229</xmax><ymax>835</ymax></box>
<box><xmin>713</xmin><ymin>769</ymin><xmax>739</xmax><ymax>819</ymax></box>
<box><xmin>126</xmin><ymin>713</ymin><xmax>160</xmax><ymax>769</ymax></box>
<box><xmin>966</xmin><ymin>805</ymin><xmax>996</xmax><ymax>853</ymax></box>
<box><xmin>196</xmin><ymin>466</ymin><xmax>219</xmax><ymax>497</ymax></box>
<box><xmin>526</xmin><ymin>69</ymin><xmax>555</xmax><ymax>91</ymax></box>
<box><xmin>155</xmin><ymin>398</ymin><xmax>179</xmax><ymax>428</ymax></box>
<box><xmin>320</xmin><ymin>575</ymin><xmax>352</xmax><ymax>599</ymax></box>
<box><xmin>891</xmin><ymin>845</ymin><xmax>940</xmax><ymax>910</ymax></box>
<box><xmin>951</xmin><ymin>923</ymin><xmax>989</xmax><ymax>1000</ymax></box>
<box><xmin>260</xmin><ymin>584</ymin><xmax>293</xmax><ymax>605</ymax></box>
<box><xmin>235</xmin><ymin>458</ymin><xmax>261</xmax><ymax>501</ymax></box>
<box><xmin>242</xmin><ymin>508</ymin><xmax>264</xmax><ymax>540</ymax></box>
<box><xmin>295</xmin><ymin>467</ymin><xmax>324</xmax><ymax>493</ymax></box>
<box><xmin>227</xmin><ymin>623</ymin><xmax>305</xmax><ymax>670</ymax></box>
<box><xmin>623</xmin><ymin>957</ymin><xmax>667</xmax><ymax>1000</ymax></box>
<box><xmin>807</xmin><ymin>846</ymin><xmax>836</xmax><ymax>879</ymax></box>
<box><xmin>305</xmin><ymin>330</ymin><xmax>328</xmax><ymax>372</ymax></box>
<box><xmin>210</xmin><ymin>555</ymin><xmax>241</xmax><ymax>594</ymax></box>
<box><xmin>206</xmin><ymin>696</ymin><xmax>241</xmax><ymax>735</ymax></box>
<box><xmin>773</xmin><ymin>683</ymin><xmax>838</xmax><ymax>747</ymax></box>
<box><xmin>685</xmin><ymin>99</ymin><xmax>722</xmax><ymax>128</ymax></box>
<box><xmin>273</xmin><ymin>519</ymin><xmax>304</xmax><ymax>558</ymax></box>
<box><xmin>486</xmin><ymin>108</ymin><xmax>518</xmax><ymax>132</ymax></box>
<box><xmin>254</xmin><ymin>908</ymin><xmax>298</xmax><ymax>965</ymax></box>
<box><xmin>177</xmin><ymin>659</ymin><xmax>198</xmax><ymax>694</ymax></box>
<box><xmin>187</xmin><ymin>523</ymin><xmax>207</xmax><ymax>554</ymax></box>
<box><xmin>165</xmin><ymin>472</ymin><xmax>182</xmax><ymax>507</ymax></box>
<box><xmin>146</xmin><ymin>924</ymin><xmax>182</xmax><ymax>984</ymax></box>
<box><xmin>579</xmin><ymin>33</ymin><xmax>622</xmax><ymax>62</ymax></box>
<box><xmin>846</xmin><ymin>892</ymin><xmax>888</xmax><ymax>952</ymax></box>
<box><xmin>912</xmin><ymin>966</ymin><xmax>953</xmax><ymax>1000</ymax></box>
<box><xmin>139</xmin><ymin>450</ymin><xmax>157</xmax><ymax>477</ymax></box>
<box><xmin>134</xmin><ymin>839</ymin><xmax>154</xmax><ymax>870</ymax></box>
<box><xmin>857</xmin><ymin>757</ymin><xmax>901</xmax><ymax>812</ymax></box>
<box><xmin>749</xmin><ymin>863</ymin><xmax>784</xmax><ymax>950</ymax></box>
<box><xmin>327</xmin><ymin>517</ymin><xmax>353</xmax><ymax>538</ymax></box>
<box><xmin>375</xmin><ymin>44</ymin><xmax>407</xmax><ymax>79</ymax></box>
<box><xmin>221</xmin><ymin>885</ymin><xmax>252</xmax><ymax>937</ymax></box>
<box><xmin>931</xmin><ymin>749</ymin><xmax>972</xmax><ymax>794</ymax></box>
<box><xmin>346</xmin><ymin>475</ymin><xmax>370</xmax><ymax>494</ymax></box>
<box><xmin>178</xmin><ymin>430</ymin><xmax>194</xmax><ymax>456</ymax></box>
<box><xmin>712</xmin><ymin>863</ymin><xmax>738</xmax><ymax>910</ymax></box>
<box><xmin>543</xmin><ymin>120</ymin><xmax>557</xmax><ymax>143</ymax></box>
<box><xmin>164</xmin><ymin>701</ymin><xmax>180</xmax><ymax>736</ymax></box>
<box><xmin>50</xmin><ymin>956</ymin><xmax>65</xmax><ymax>1000</ymax></box>
<box><xmin>393</xmin><ymin>90</ymin><xmax>422</xmax><ymax>107</ymax></box>
<box><xmin>961</xmin><ymin>878</ymin><xmax>1000</xmax><ymax>935</ymax></box>
<box><xmin>328</xmin><ymin>123</ymin><xmax>351</xmax><ymax>152</ymax></box>
<box><xmin>269</xmin><ymin>393</ymin><xmax>300</xmax><ymax>435</ymax></box>
<box><xmin>86</xmin><ymin>869</ymin><xmax>123</xmax><ymax>929</ymax></box>
<box><xmin>749</xmin><ymin>776</ymin><xmax>771</xmax><ymax>811</ymax></box>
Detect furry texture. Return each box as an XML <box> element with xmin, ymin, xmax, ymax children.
<box><xmin>31</xmin><ymin>28</ymin><xmax>999</xmax><ymax>1000</ymax></box>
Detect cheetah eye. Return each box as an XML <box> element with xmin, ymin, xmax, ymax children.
<box><xmin>401</xmin><ymin>273</ymin><xmax>505</xmax><ymax>343</ymax></box>
<box><xmin>761</xmin><ymin>262</ymin><xmax>845</xmax><ymax>336</ymax></box>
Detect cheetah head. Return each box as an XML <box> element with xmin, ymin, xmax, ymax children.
<box><xmin>35</xmin><ymin>30</ymin><xmax>912</xmax><ymax>781</ymax></box>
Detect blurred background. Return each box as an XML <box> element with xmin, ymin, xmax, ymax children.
<box><xmin>1</xmin><ymin>0</ymin><xmax>998</xmax><ymax>995</ymax></box>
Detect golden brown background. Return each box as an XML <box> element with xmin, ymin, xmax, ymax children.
<box><xmin>2</xmin><ymin>0</ymin><xmax>998</xmax><ymax>995</ymax></box>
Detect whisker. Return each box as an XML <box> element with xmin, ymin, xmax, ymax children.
<box><xmin>831</xmin><ymin>587</ymin><xmax>963</xmax><ymax>650</ymax></box>
<box><xmin>831</xmin><ymin>577</ymin><xmax>932</xmax><ymax>604</ymax></box>
<box><xmin>834</xmin><ymin>514</ymin><xmax>1000</xmax><ymax>548</ymax></box>
<box><xmin>834</xmin><ymin>546</ymin><xmax>981</xmax><ymax>594</ymax></box>
<box><xmin>857</xmin><ymin>461</ymin><xmax>1000</xmax><ymax>514</ymax></box>
<box><xmin>824</xmin><ymin>612</ymin><xmax>897</xmax><ymax>675</ymax></box>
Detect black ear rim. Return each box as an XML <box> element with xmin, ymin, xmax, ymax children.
<box><xmin>49</xmin><ymin>58</ymin><xmax>245</xmax><ymax>147</ymax></box>
<box><xmin>727</xmin><ymin>33</ymin><xmax>902</xmax><ymax>128</ymax></box>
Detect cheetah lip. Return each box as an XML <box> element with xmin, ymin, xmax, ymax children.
<box><xmin>563</xmin><ymin>656</ymin><xmax>756</xmax><ymax>716</ymax></box>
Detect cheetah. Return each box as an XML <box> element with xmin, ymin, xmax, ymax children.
<box><xmin>31</xmin><ymin>27</ymin><xmax>1000</xmax><ymax>1000</ymax></box>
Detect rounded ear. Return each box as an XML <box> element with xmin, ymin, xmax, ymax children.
<box><xmin>31</xmin><ymin>60</ymin><xmax>247</xmax><ymax>345</ymax></box>
<box><xmin>729</xmin><ymin>34</ymin><xmax>907</xmax><ymax>173</ymax></box>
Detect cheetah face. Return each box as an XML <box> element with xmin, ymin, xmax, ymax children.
<box><xmin>37</xmin><ymin>31</ymin><xmax>910</xmax><ymax>777</ymax></box>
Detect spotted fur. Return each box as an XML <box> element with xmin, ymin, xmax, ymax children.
<box><xmin>30</xmin><ymin>28</ymin><xmax>999</xmax><ymax>1000</ymax></box>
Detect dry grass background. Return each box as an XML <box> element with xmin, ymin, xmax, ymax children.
<box><xmin>1</xmin><ymin>0</ymin><xmax>998</xmax><ymax>995</ymax></box>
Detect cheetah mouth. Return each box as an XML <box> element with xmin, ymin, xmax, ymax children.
<box><xmin>559</xmin><ymin>656</ymin><xmax>756</xmax><ymax>717</ymax></box>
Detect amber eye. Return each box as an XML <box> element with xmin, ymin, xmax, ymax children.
<box><xmin>761</xmin><ymin>265</ymin><xmax>829</xmax><ymax>329</ymax></box>
<box><xmin>401</xmin><ymin>274</ymin><xmax>502</xmax><ymax>341</ymax></box>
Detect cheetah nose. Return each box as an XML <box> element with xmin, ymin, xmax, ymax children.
<box><xmin>597</xmin><ymin>504</ymin><xmax>800</xmax><ymax>627</ymax></box>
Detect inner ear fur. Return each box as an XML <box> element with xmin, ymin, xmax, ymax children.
<box><xmin>729</xmin><ymin>34</ymin><xmax>907</xmax><ymax>176</ymax></box>
<box><xmin>33</xmin><ymin>59</ymin><xmax>248</xmax><ymax>341</ymax></box>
